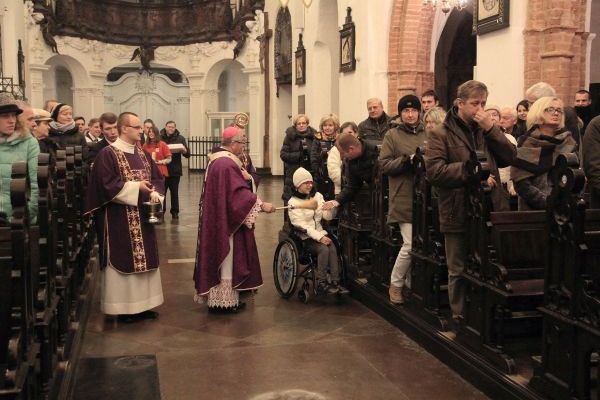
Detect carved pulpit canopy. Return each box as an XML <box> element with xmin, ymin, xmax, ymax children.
<box><xmin>33</xmin><ymin>0</ymin><xmax>265</xmax><ymax>60</ymax></box>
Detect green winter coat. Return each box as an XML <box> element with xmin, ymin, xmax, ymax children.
<box><xmin>378</xmin><ymin>120</ymin><xmax>426</xmax><ymax>224</ymax></box>
<box><xmin>0</xmin><ymin>133</ymin><xmax>39</xmax><ymax>223</ymax></box>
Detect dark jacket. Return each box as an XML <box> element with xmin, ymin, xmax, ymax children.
<box><xmin>160</xmin><ymin>129</ymin><xmax>190</xmax><ymax>177</ymax></box>
<box><xmin>378</xmin><ymin>120</ymin><xmax>426</xmax><ymax>224</ymax></box>
<box><xmin>335</xmin><ymin>139</ymin><xmax>380</xmax><ymax>206</ymax></box>
<box><xmin>512</xmin><ymin>129</ymin><xmax>578</xmax><ymax>210</ymax></box>
<box><xmin>583</xmin><ymin>116</ymin><xmax>600</xmax><ymax>189</ymax></box>
<box><xmin>310</xmin><ymin>132</ymin><xmax>336</xmax><ymax>201</ymax></box>
<box><xmin>280</xmin><ymin>126</ymin><xmax>316</xmax><ymax>201</ymax></box>
<box><xmin>87</xmin><ymin>138</ymin><xmax>110</xmax><ymax>164</ymax></box>
<box><xmin>38</xmin><ymin>137</ymin><xmax>59</xmax><ymax>160</ymax></box>
<box><xmin>425</xmin><ymin>106</ymin><xmax>516</xmax><ymax>233</ymax></box>
<box><xmin>48</xmin><ymin>125</ymin><xmax>88</xmax><ymax>161</ymax></box>
<box><xmin>358</xmin><ymin>112</ymin><xmax>392</xmax><ymax>143</ymax></box>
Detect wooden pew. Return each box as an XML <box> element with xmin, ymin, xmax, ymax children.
<box><xmin>35</xmin><ymin>154</ymin><xmax>61</xmax><ymax>393</ymax></box>
<box><xmin>459</xmin><ymin>151</ymin><xmax>547</xmax><ymax>374</ymax></box>
<box><xmin>369</xmin><ymin>164</ymin><xmax>402</xmax><ymax>291</ymax></box>
<box><xmin>0</xmin><ymin>162</ymin><xmax>40</xmax><ymax>399</ymax></box>
<box><xmin>407</xmin><ymin>147</ymin><xmax>450</xmax><ymax>330</ymax></box>
<box><xmin>529</xmin><ymin>155</ymin><xmax>600</xmax><ymax>400</ymax></box>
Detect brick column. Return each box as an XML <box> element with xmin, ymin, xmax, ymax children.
<box><xmin>387</xmin><ymin>0</ymin><xmax>435</xmax><ymax>112</ymax></box>
<box><xmin>524</xmin><ymin>0</ymin><xmax>589</xmax><ymax>105</ymax></box>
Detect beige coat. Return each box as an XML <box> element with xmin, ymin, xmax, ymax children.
<box><xmin>288</xmin><ymin>192</ymin><xmax>337</xmax><ymax>241</ymax></box>
<box><xmin>378</xmin><ymin>121</ymin><xmax>427</xmax><ymax>224</ymax></box>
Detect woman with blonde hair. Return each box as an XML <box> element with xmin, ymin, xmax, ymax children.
<box><xmin>310</xmin><ymin>113</ymin><xmax>339</xmax><ymax>200</ymax></box>
<box><xmin>423</xmin><ymin>107</ymin><xmax>446</xmax><ymax>135</ymax></box>
<box><xmin>511</xmin><ymin>96</ymin><xmax>577</xmax><ymax>210</ymax></box>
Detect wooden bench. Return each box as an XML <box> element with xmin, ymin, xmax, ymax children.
<box><xmin>407</xmin><ymin>147</ymin><xmax>450</xmax><ymax>330</ymax></box>
<box><xmin>459</xmin><ymin>151</ymin><xmax>548</xmax><ymax>373</ymax></box>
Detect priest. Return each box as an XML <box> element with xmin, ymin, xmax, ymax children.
<box><xmin>194</xmin><ymin>126</ymin><xmax>275</xmax><ymax>313</ymax></box>
<box><xmin>85</xmin><ymin>111</ymin><xmax>165</xmax><ymax>320</ymax></box>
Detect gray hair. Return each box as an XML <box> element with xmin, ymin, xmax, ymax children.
<box><xmin>500</xmin><ymin>106</ymin><xmax>517</xmax><ymax>119</ymax></box>
<box><xmin>525</xmin><ymin>82</ymin><xmax>556</xmax><ymax>101</ymax></box>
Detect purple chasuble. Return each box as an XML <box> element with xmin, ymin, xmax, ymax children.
<box><xmin>193</xmin><ymin>154</ymin><xmax>262</xmax><ymax>295</ymax></box>
<box><xmin>85</xmin><ymin>144</ymin><xmax>165</xmax><ymax>274</ymax></box>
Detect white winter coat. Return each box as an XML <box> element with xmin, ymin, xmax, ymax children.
<box><xmin>326</xmin><ymin>146</ymin><xmax>342</xmax><ymax>194</ymax></box>
<box><xmin>288</xmin><ymin>192</ymin><xmax>337</xmax><ymax>241</ymax></box>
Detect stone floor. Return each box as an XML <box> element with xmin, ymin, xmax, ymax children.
<box><xmin>74</xmin><ymin>172</ymin><xmax>488</xmax><ymax>400</ymax></box>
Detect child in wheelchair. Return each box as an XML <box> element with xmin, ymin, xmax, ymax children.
<box><xmin>288</xmin><ymin>168</ymin><xmax>349</xmax><ymax>295</ymax></box>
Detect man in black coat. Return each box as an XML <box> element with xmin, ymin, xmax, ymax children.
<box><xmin>357</xmin><ymin>98</ymin><xmax>392</xmax><ymax>144</ymax></box>
<box><xmin>87</xmin><ymin>112</ymin><xmax>118</xmax><ymax>164</ymax></box>
<box><xmin>322</xmin><ymin>133</ymin><xmax>379</xmax><ymax>210</ymax></box>
<box><xmin>160</xmin><ymin>120</ymin><xmax>190</xmax><ymax>219</ymax></box>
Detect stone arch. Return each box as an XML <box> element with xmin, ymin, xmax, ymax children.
<box><xmin>44</xmin><ymin>54</ymin><xmax>91</xmax><ymax>88</ymax></box>
<box><xmin>434</xmin><ymin>8</ymin><xmax>476</xmax><ymax>108</ymax></box>
<box><xmin>387</xmin><ymin>0</ymin><xmax>435</xmax><ymax>112</ymax></box>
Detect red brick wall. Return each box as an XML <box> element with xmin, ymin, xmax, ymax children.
<box><xmin>387</xmin><ymin>0</ymin><xmax>435</xmax><ymax>113</ymax></box>
<box><xmin>524</xmin><ymin>0</ymin><xmax>589</xmax><ymax>106</ymax></box>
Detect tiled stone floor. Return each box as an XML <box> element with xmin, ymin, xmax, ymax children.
<box><xmin>76</xmin><ymin>172</ymin><xmax>487</xmax><ymax>400</ymax></box>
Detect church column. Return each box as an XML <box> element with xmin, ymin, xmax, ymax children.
<box><xmin>243</xmin><ymin>67</ymin><xmax>265</xmax><ymax>168</ymax></box>
<box><xmin>28</xmin><ymin>64</ymin><xmax>51</xmax><ymax>108</ymax></box>
<box><xmin>387</xmin><ymin>0</ymin><xmax>435</xmax><ymax>111</ymax></box>
<box><xmin>187</xmin><ymin>73</ymin><xmax>209</xmax><ymax>137</ymax></box>
<box><xmin>524</xmin><ymin>0</ymin><xmax>589</xmax><ymax>105</ymax></box>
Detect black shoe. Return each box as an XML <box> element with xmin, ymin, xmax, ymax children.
<box><xmin>208</xmin><ymin>301</ymin><xmax>246</xmax><ymax>314</ymax></box>
<box><xmin>332</xmin><ymin>281</ymin><xmax>350</xmax><ymax>295</ymax></box>
<box><xmin>316</xmin><ymin>281</ymin><xmax>329</xmax><ymax>295</ymax></box>
<box><xmin>171</xmin><ymin>213</ymin><xmax>179</xmax><ymax>220</ymax></box>
<box><xmin>139</xmin><ymin>310</ymin><xmax>159</xmax><ymax>320</ymax></box>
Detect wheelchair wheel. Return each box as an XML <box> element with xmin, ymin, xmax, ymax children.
<box><xmin>273</xmin><ymin>239</ymin><xmax>299</xmax><ymax>298</ymax></box>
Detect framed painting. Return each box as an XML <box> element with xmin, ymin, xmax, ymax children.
<box><xmin>473</xmin><ymin>0</ymin><xmax>510</xmax><ymax>35</ymax></box>
<box><xmin>339</xmin><ymin>7</ymin><xmax>356</xmax><ymax>73</ymax></box>
<box><xmin>295</xmin><ymin>33</ymin><xmax>306</xmax><ymax>85</ymax></box>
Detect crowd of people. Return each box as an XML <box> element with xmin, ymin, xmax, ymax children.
<box><xmin>1</xmin><ymin>79</ymin><xmax>599</xmax><ymax>320</ymax></box>
<box><xmin>278</xmin><ymin>80</ymin><xmax>599</xmax><ymax>314</ymax></box>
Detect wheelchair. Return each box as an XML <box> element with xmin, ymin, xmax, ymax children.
<box><xmin>273</xmin><ymin>225</ymin><xmax>346</xmax><ymax>303</ymax></box>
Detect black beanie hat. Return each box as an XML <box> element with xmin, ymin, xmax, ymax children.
<box><xmin>397</xmin><ymin>95</ymin><xmax>421</xmax><ymax>115</ymax></box>
<box><xmin>50</xmin><ymin>103</ymin><xmax>66</xmax><ymax>121</ymax></box>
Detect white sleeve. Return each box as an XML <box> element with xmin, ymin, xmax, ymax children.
<box><xmin>327</xmin><ymin>147</ymin><xmax>342</xmax><ymax>190</ymax></box>
<box><xmin>113</xmin><ymin>181</ymin><xmax>140</xmax><ymax>206</ymax></box>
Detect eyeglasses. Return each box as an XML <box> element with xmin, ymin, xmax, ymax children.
<box><xmin>233</xmin><ymin>140</ymin><xmax>247</xmax><ymax>144</ymax></box>
<box><xmin>544</xmin><ymin>107</ymin><xmax>564</xmax><ymax>115</ymax></box>
<box><xmin>126</xmin><ymin>125</ymin><xmax>142</xmax><ymax>130</ymax></box>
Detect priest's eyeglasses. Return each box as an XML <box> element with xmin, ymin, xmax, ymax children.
<box><xmin>127</xmin><ymin>124</ymin><xmax>143</xmax><ymax>130</ymax></box>
<box><xmin>233</xmin><ymin>139</ymin><xmax>247</xmax><ymax>144</ymax></box>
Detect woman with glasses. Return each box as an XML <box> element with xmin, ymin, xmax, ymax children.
<box><xmin>511</xmin><ymin>96</ymin><xmax>578</xmax><ymax>210</ymax></box>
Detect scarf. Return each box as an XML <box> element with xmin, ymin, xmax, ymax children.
<box><xmin>510</xmin><ymin>129</ymin><xmax>577</xmax><ymax>183</ymax></box>
<box><xmin>49</xmin><ymin>120</ymin><xmax>76</xmax><ymax>133</ymax></box>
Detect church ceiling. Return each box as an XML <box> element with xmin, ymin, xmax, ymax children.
<box><xmin>33</xmin><ymin>0</ymin><xmax>264</xmax><ymax>57</ymax></box>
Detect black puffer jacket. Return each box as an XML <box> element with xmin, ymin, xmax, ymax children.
<box><xmin>310</xmin><ymin>132</ymin><xmax>336</xmax><ymax>201</ymax></box>
<box><xmin>160</xmin><ymin>129</ymin><xmax>190</xmax><ymax>177</ymax></box>
<box><xmin>48</xmin><ymin>125</ymin><xmax>88</xmax><ymax>161</ymax></box>
<box><xmin>358</xmin><ymin>112</ymin><xmax>392</xmax><ymax>143</ymax></box>
<box><xmin>280</xmin><ymin>126</ymin><xmax>316</xmax><ymax>201</ymax></box>
<box><xmin>335</xmin><ymin>139</ymin><xmax>380</xmax><ymax>206</ymax></box>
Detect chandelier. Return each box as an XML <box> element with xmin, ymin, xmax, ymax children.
<box><xmin>422</xmin><ymin>0</ymin><xmax>469</xmax><ymax>14</ymax></box>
